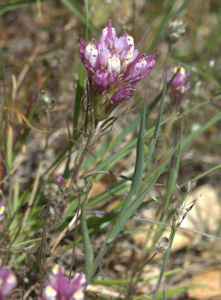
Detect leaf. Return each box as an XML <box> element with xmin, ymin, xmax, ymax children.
<box><xmin>0</xmin><ymin>0</ymin><xmax>38</xmax><ymax>15</ymax></box>
<box><xmin>73</xmin><ymin>65</ymin><xmax>86</xmax><ymax>136</ymax></box>
<box><xmin>129</xmin><ymin>106</ymin><xmax>146</xmax><ymax>196</ymax></box>
<box><xmin>60</xmin><ymin>0</ymin><xmax>99</xmax><ymax>36</ymax></box>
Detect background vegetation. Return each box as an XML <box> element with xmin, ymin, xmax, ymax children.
<box><xmin>0</xmin><ymin>0</ymin><xmax>221</xmax><ymax>299</ymax></box>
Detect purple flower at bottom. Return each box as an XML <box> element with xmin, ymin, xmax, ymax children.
<box><xmin>79</xmin><ymin>20</ymin><xmax>156</xmax><ymax>119</ymax></box>
<box><xmin>0</xmin><ymin>266</ymin><xmax>17</xmax><ymax>300</ymax></box>
<box><xmin>167</xmin><ymin>66</ymin><xmax>190</xmax><ymax>101</ymax></box>
<box><xmin>40</xmin><ymin>265</ymin><xmax>86</xmax><ymax>300</ymax></box>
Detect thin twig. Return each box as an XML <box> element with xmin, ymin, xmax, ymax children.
<box><xmin>127</xmin><ymin>252</ymin><xmax>157</xmax><ymax>299</ymax></box>
<box><xmin>82</xmin><ymin>170</ymin><xmax>132</xmax><ymax>181</ymax></box>
<box><xmin>64</xmin><ymin>210</ymin><xmax>221</xmax><ymax>242</ymax></box>
<box><xmin>0</xmin><ymin>107</ymin><xmax>52</xmax><ymax>134</ymax></box>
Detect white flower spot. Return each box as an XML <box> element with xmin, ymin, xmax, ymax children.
<box><xmin>85</xmin><ymin>43</ymin><xmax>98</xmax><ymax>67</ymax></box>
<box><xmin>44</xmin><ymin>285</ymin><xmax>57</xmax><ymax>300</ymax></box>
<box><xmin>52</xmin><ymin>264</ymin><xmax>59</xmax><ymax>275</ymax></box>
<box><xmin>73</xmin><ymin>290</ymin><xmax>84</xmax><ymax>300</ymax></box>
<box><xmin>174</xmin><ymin>66</ymin><xmax>186</xmax><ymax>76</ymax></box>
<box><xmin>108</xmin><ymin>56</ymin><xmax>121</xmax><ymax>74</ymax></box>
<box><xmin>126</xmin><ymin>35</ymin><xmax>134</xmax><ymax>51</ymax></box>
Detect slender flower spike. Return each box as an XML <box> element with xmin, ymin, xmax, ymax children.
<box><xmin>40</xmin><ymin>265</ymin><xmax>86</xmax><ymax>300</ymax></box>
<box><xmin>167</xmin><ymin>66</ymin><xmax>190</xmax><ymax>101</ymax></box>
<box><xmin>0</xmin><ymin>203</ymin><xmax>5</xmax><ymax>221</ymax></box>
<box><xmin>79</xmin><ymin>20</ymin><xmax>156</xmax><ymax>120</ymax></box>
<box><xmin>0</xmin><ymin>266</ymin><xmax>17</xmax><ymax>300</ymax></box>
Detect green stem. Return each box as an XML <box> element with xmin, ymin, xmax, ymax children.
<box><xmin>81</xmin><ymin>198</ymin><xmax>94</xmax><ymax>283</ymax></box>
<box><xmin>69</xmin><ymin>194</ymin><xmax>81</xmax><ymax>279</ymax></box>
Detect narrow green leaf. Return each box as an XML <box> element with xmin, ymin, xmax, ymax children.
<box><xmin>73</xmin><ymin>65</ymin><xmax>86</xmax><ymax>136</ymax></box>
<box><xmin>107</xmin><ymin>147</ymin><xmax>175</xmax><ymax>243</ymax></box>
<box><xmin>60</xmin><ymin>0</ymin><xmax>99</xmax><ymax>36</ymax></box>
<box><xmin>161</xmin><ymin>119</ymin><xmax>184</xmax><ymax>219</ymax></box>
<box><xmin>148</xmin><ymin>284</ymin><xmax>205</xmax><ymax>300</ymax></box>
<box><xmin>93</xmin><ymin>268</ymin><xmax>184</xmax><ymax>285</ymax></box>
<box><xmin>145</xmin><ymin>73</ymin><xmax>167</xmax><ymax>168</ymax></box>
<box><xmin>130</xmin><ymin>106</ymin><xmax>146</xmax><ymax>195</ymax></box>
<box><xmin>105</xmin><ymin>108</ymin><xmax>147</xmax><ymax>242</ymax></box>
<box><xmin>84</xmin><ymin>0</ymin><xmax>89</xmax><ymax>41</ymax></box>
<box><xmin>173</xmin><ymin>0</ymin><xmax>191</xmax><ymax>18</ymax></box>
<box><xmin>81</xmin><ymin>199</ymin><xmax>94</xmax><ymax>283</ymax></box>
<box><xmin>125</xmin><ymin>149</ymin><xmax>175</xmax><ymax>220</ymax></box>
<box><xmin>163</xmin><ymin>290</ymin><xmax>167</xmax><ymax>300</ymax></box>
<box><xmin>0</xmin><ymin>0</ymin><xmax>38</xmax><ymax>15</ymax></box>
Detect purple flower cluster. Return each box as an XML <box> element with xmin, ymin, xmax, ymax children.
<box><xmin>40</xmin><ymin>265</ymin><xmax>86</xmax><ymax>300</ymax></box>
<box><xmin>0</xmin><ymin>266</ymin><xmax>17</xmax><ymax>300</ymax></box>
<box><xmin>80</xmin><ymin>20</ymin><xmax>156</xmax><ymax>119</ymax></box>
<box><xmin>167</xmin><ymin>66</ymin><xmax>190</xmax><ymax>101</ymax></box>
<box><xmin>0</xmin><ymin>203</ymin><xmax>5</xmax><ymax>221</ymax></box>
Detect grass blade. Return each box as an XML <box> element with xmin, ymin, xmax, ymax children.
<box><xmin>106</xmin><ymin>107</ymin><xmax>146</xmax><ymax>242</ymax></box>
<box><xmin>60</xmin><ymin>0</ymin><xmax>99</xmax><ymax>36</ymax></box>
<box><xmin>107</xmin><ymin>147</ymin><xmax>176</xmax><ymax>243</ymax></box>
<box><xmin>73</xmin><ymin>65</ymin><xmax>86</xmax><ymax>136</ymax></box>
<box><xmin>0</xmin><ymin>0</ymin><xmax>38</xmax><ymax>15</ymax></box>
<box><xmin>129</xmin><ymin>106</ymin><xmax>146</xmax><ymax>196</ymax></box>
<box><xmin>161</xmin><ymin>119</ymin><xmax>184</xmax><ymax>219</ymax></box>
<box><xmin>145</xmin><ymin>74</ymin><xmax>167</xmax><ymax>168</ymax></box>
<box><xmin>81</xmin><ymin>198</ymin><xmax>94</xmax><ymax>283</ymax></box>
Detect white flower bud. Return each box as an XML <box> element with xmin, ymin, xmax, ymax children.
<box><xmin>85</xmin><ymin>43</ymin><xmax>98</xmax><ymax>68</ymax></box>
<box><xmin>108</xmin><ymin>56</ymin><xmax>121</xmax><ymax>74</ymax></box>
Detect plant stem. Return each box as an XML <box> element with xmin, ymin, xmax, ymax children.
<box><xmin>80</xmin><ymin>196</ymin><xmax>94</xmax><ymax>283</ymax></box>
<box><xmin>153</xmin><ymin>223</ymin><xmax>177</xmax><ymax>300</ymax></box>
<box><xmin>72</xmin><ymin>132</ymin><xmax>92</xmax><ymax>180</ymax></box>
<box><xmin>69</xmin><ymin>194</ymin><xmax>81</xmax><ymax>279</ymax></box>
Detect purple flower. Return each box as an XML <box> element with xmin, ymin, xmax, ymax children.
<box><xmin>55</xmin><ymin>173</ymin><xmax>64</xmax><ymax>189</ymax></box>
<box><xmin>40</xmin><ymin>265</ymin><xmax>86</xmax><ymax>300</ymax></box>
<box><xmin>167</xmin><ymin>66</ymin><xmax>190</xmax><ymax>101</ymax></box>
<box><xmin>80</xmin><ymin>20</ymin><xmax>156</xmax><ymax>119</ymax></box>
<box><xmin>0</xmin><ymin>203</ymin><xmax>5</xmax><ymax>221</ymax></box>
<box><xmin>0</xmin><ymin>266</ymin><xmax>17</xmax><ymax>300</ymax></box>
